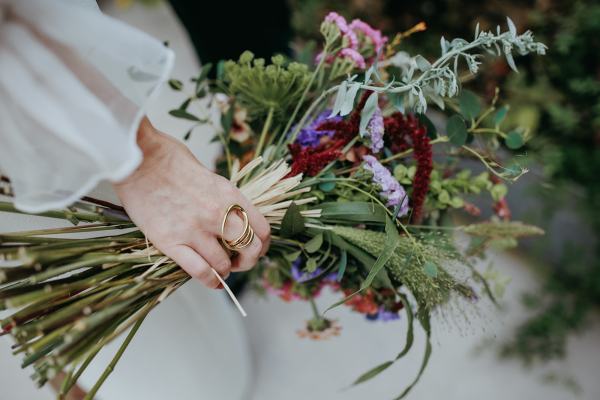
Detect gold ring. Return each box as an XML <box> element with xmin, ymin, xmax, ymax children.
<box><xmin>221</xmin><ymin>204</ymin><xmax>254</xmax><ymax>251</ymax></box>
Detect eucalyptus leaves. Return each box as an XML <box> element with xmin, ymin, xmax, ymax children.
<box><xmin>330</xmin><ymin>17</ymin><xmax>546</xmax><ymax>118</ymax></box>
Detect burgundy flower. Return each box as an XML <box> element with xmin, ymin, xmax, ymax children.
<box><xmin>288</xmin><ymin>142</ymin><xmax>341</xmax><ymax>177</ymax></box>
<box><xmin>288</xmin><ymin>91</ymin><xmax>376</xmax><ymax>177</ymax></box>
<box><xmin>384</xmin><ymin>113</ymin><xmax>433</xmax><ymax>223</ymax></box>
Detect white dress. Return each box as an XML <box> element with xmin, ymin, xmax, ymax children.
<box><xmin>0</xmin><ymin>0</ymin><xmax>173</xmax><ymax>213</ymax></box>
<box><xmin>0</xmin><ymin>1</ymin><xmax>252</xmax><ymax>399</ymax></box>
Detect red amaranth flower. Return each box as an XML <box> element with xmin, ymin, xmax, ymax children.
<box><xmin>288</xmin><ymin>91</ymin><xmax>375</xmax><ymax>176</ymax></box>
<box><xmin>493</xmin><ymin>197</ymin><xmax>512</xmax><ymax>220</ymax></box>
<box><xmin>288</xmin><ymin>143</ymin><xmax>341</xmax><ymax>177</ymax></box>
<box><xmin>384</xmin><ymin>113</ymin><xmax>433</xmax><ymax>223</ymax></box>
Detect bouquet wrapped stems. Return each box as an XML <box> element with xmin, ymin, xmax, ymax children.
<box><xmin>0</xmin><ymin>13</ymin><xmax>548</xmax><ymax>400</ymax></box>
<box><xmin>0</xmin><ymin>155</ymin><xmax>318</xmax><ymax>395</ymax></box>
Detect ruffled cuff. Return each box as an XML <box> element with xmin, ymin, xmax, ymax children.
<box><xmin>0</xmin><ymin>0</ymin><xmax>174</xmax><ymax>213</ymax></box>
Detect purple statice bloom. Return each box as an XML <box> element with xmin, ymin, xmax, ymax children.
<box><xmin>366</xmin><ymin>107</ymin><xmax>384</xmax><ymax>153</ymax></box>
<box><xmin>366</xmin><ymin>306</ymin><xmax>401</xmax><ymax>322</ymax></box>
<box><xmin>291</xmin><ymin>257</ymin><xmax>323</xmax><ymax>283</ymax></box>
<box><xmin>325</xmin><ymin>272</ymin><xmax>339</xmax><ymax>282</ymax></box>
<box><xmin>362</xmin><ymin>155</ymin><xmax>409</xmax><ymax>216</ymax></box>
<box><xmin>294</xmin><ymin>110</ymin><xmax>341</xmax><ymax>148</ymax></box>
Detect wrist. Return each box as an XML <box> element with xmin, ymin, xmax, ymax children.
<box><xmin>115</xmin><ymin>118</ymin><xmax>176</xmax><ymax>188</ymax></box>
<box><xmin>136</xmin><ymin>117</ymin><xmax>166</xmax><ymax>156</ymax></box>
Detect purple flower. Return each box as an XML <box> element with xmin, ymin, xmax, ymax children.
<box><xmin>291</xmin><ymin>257</ymin><xmax>322</xmax><ymax>283</ymax></box>
<box><xmin>362</xmin><ymin>155</ymin><xmax>409</xmax><ymax>216</ymax></box>
<box><xmin>366</xmin><ymin>107</ymin><xmax>384</xmax><ymax>153</ymax></box>
<box><xmin>366</xmin><ymin>306</ymin><xmax>400</xmax><ymax>322</ymax></box>
<box><xmin>294</xmin><ymin>110</ymin><xmax>341</xmax><ymax>148</ymax></box>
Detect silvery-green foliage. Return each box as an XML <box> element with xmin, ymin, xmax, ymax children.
<box><xmin>334</xmin><ymin>17</ymin><xmax>547</xmax><ymax>116</ymax></box>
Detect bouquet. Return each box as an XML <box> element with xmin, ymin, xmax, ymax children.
<box><xmin>0</xmin><ymin>13</ymin><xmax>546</xmax><ymax>399</ymax></box>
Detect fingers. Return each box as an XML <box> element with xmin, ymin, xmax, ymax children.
<box><xmin>234</xmin><ymin>195</ymin><xmax>270</xmax><ymax>246</ymax></box>
<box><xmin>191</xmin><ymin>234</ymin><xmax>231</xmax><ymax>279</ymax></box>
<box><xmin>221</xmin><ymin>203</ymin><xmax>266</xmax><ymax>269</ymax></box>
<box><xmin>231</xmin><ymin>234</ymin><xmax>263</xmax><ymax>272</ymax></box>
<box><xmin>221</xmin><ymin>209</ymin><xmax>246</xmax><ymax>242</ymax></box>
<box><xmin>260</xmin><ymin>235</ymin><xmax>271</xmax><ymax>257</ymax></box>
<box><xmin>166</xmin><ymin>244</ymin><xmax>220</xmax><ymax>289</ymax></box>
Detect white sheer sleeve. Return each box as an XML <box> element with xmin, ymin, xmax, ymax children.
<box><xmin>0</xmin><ymin>0</ymin><xmax>174</xmax><ymax>213</ymax></box>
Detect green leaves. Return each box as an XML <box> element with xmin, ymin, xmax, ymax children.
<box><xmin>341</xmin><ymin>83</ymin><xmax>361</xmax><ymax>116</ymax></box>
<box><xmin>494</xmin><ymin>105</ymin><xmax>509</xmax><ymax>127</ymax></box>
<box><xmin>491</xmin><ymin>184</ymin><xmax>508</xmax><ymax>201</ymax></box>
<box><xmin>194</xmin><ymin>63</ymin><xmax>212</xmax><ymax>96</ymax></box>
<box><xmin>318</xmin><ymin>172</ymin><xmax>336</xmax><ymax>192</ymax></box>
<box><xmin>389</xmin><ymin>92</ymin><xmax>405</xmax><ymax>112</ymax></box>
<box><xmin>305</xmin><ymin>257</ymin><xmax>318</xmax><ymax>272</ymax></box>
<box><xmin>352</xmin><ymin>292</ymin><xmax>415</xmax><ymax>387</ymax></box>
<box><xmin>331</xmin><ymin>80</ymin><xmax>348</xmax><ymax>117</ymax></box>
<box><xmin>332</xmin><ymin>81</ymin><xmax>361</xmax><ymax>117</ymax></box>
<box><xmin>284</xmin><ymin>251</ymin><xmax>301</xmax><ymax>262</ymax></box>
<box><xmin>393</xmin><ymin>310</ymin><xmax>432</xmax><ymax>400</ymax></box>
<box><xmin>304</xmin><ymin>233</ymin><xmax>323</xmax><ymax>253</ymax></box>
<box><xmin>359</xmin><ymin>92</ymin><xmax>379</xmax><ymax>137</ymax></box>
<box><xmin>221</xmin><ymin>103</ymin><xmax>235</xmax><ymax>136</ymax></box>
<box><xmin>178</xmin><ymin>98</ymin><xmax>191</xmax><ymax>111</ymax></box>
<box><xmin>353</xmin><ymin>361</ymin><xmax>394</xmax><ymax>385</ymax></box>
<box><xmin>424</xmin><ymin>262</ymin><xmax>439</xmax><ymax>278</ymax></box>
<box><xmin>505</xmin><ymin>130</ymin><xmax>524</xmax><ymax>149</ymax></box>
<box><xmin>336</xmin><ymin>249</ymin><xmax>347</xmax><ymax>282</ymax></box>
<box><xmin>360</xmin><ymin>216</ymin><xmax>400</xmax><ymax>290</ymax></box>
<box><xmin>414</xmin><ymin>55</ymin><xmax>432</xmax><ymax>71</ymax></box>
<box><xmin>183</xmin><ymin>128</ymin><xmax>193</xmax><ymax>141</ymax></box>
<box><xmin>320</xmin><ymin>202</ymin><xmax>387</xmax><ymax>224</ymax></box>
<box><xmin>446</xmin><ymin>115</ymin><xmax>468</xmax><ymax>146</ymax></box>
<box><xmin>459</xmin><ymin>90</ymin><xmax>481</xmax><ymax>120</ymax></box>
<box><xmin>168</xmin><ymin>79</ymin><xmax>183</xmax><ymax>91</ymax></box>
<box><xmin>280</xmin><ymin>202</ymin><xmax>305</xmax><ymax>237</ymax></box>
<box><xmin>168</xmin><ymin>109</ymin><xmax>205</xmax><ymax>122</ymax></box>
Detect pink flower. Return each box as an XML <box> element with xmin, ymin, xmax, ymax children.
<box><xmin>324</xmin><ymin>12</ymin><xmax>358</xmax><ymax>49</ymax></box>
<box><xmin>349</xmin><ymin>19</ymin><xmax>388</xmax><ymax>54</ymax></box>
<box><xmin>324</xmin><ymin>11</ymin><xmax>347</xmax><ymax>27</ymax></box>
<box><xmin>339</xmin><ymin>48</ymin><xmax>366</xmax><ymax>69</ymax></box>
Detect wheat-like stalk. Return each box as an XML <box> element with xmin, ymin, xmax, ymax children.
<box><xmin>0</xmin><ymin>157</ymin><xmax>317</xmax><ymax>396</ymax></box>
<box><xmin>231</xmin><ymin>156</ymin><xmax>320</xmax><ymax>225</ymax></box>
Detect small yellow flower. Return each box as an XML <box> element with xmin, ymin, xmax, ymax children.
<box><xmin>115</xmin><ymin>0</ymin><xmax>135</xmax><ymax>9</ymax></box>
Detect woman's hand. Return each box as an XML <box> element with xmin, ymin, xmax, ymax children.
<box><xmin>114</xmin><ymin>118</ymin><xmax>270</xmax><ymax>288</ymax></box>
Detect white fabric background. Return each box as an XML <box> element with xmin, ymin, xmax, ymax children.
<box><xmin>0</xmin><ymin>2</ymin><xmax>251</xmax><ymax>400</ymax></box>
<box><xmin>0</xmin><ymin>0</ymin><xmax>173</xmax><ymax>213</ymax></box>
